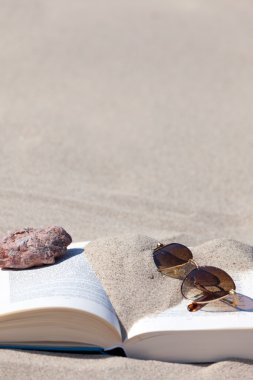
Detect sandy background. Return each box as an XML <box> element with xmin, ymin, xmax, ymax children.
<box><xmin>0</xmin><ymin>0</ymin><xmax>253</xmax><ymax>378</ymax></box>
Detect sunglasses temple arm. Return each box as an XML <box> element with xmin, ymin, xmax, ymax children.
<box><xmin>187</xmin><ymin>290</ymin><xmax>239</xmax><ymax>312</ymax></box>
<box><xmin>187</xmin><ymin>302</ymin><xmax>206</xmax><ymax>312</ymax></box>
<box><xmin>187</xmin><ymin>293</ymin><xmax>211</xmax><ymax>312</ymax></box>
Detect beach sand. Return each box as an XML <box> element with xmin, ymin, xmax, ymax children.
<box><xmin>0</xmin><ymin>0</ymin><xmax>253</xmax><ymax>378</ymax></box>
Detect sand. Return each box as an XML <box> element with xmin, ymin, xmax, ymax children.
<box><xmin>1</xmin><ymin>0</ymin><xmax>253</xmax><ymax>378</ymax></box>
<box><xmin>86</xmin><ymin>235</ymin><xmax>182</xmax><ymax>333</ymax></box>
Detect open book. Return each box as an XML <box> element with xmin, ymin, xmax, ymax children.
<box><xmin>0</xmin><ymin>241</ymin><xmax>253</xmax><ymax>363</ymax></box>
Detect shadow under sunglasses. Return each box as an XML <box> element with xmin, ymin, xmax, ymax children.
<box><xmin>153</xmin><ymin>242</ymin><xmax>253</xmax><ymax>312</ymax></box>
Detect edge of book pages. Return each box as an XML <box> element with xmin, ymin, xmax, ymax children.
<box><xmin>0</xmin><ymin>241</ymin><xmax>108</xmax><ymax>354</ymax></box>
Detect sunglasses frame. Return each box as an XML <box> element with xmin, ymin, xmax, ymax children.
<box><xmin>153</xmin><ymin>242</ymin><xmax>239</xmax><ymax>311</ymax></box>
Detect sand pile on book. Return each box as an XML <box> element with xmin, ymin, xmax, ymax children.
<box><xmin>85</xmin><ymin>235</ymin><xmax>253</xmax><ymax>331</ymax></box>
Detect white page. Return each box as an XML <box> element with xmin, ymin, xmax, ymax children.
<box><xmin>0</xmin><ymin>241</ymin><xmax>121</xmax><ymax>336</ymax></box>
<box><xmin>128</xmin><ymin>269</ymin><xmax>253</xmax><ymax>339</ymax></box>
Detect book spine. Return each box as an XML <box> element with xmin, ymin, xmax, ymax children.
<box><xmin>0</xmin><ymin>344</ymin><xmax>105</xmax><ymax>354</ymax></box>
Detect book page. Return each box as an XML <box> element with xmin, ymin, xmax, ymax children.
<box><xmin>0</xmin><ymin>242</ymin><xmax>121</xmax><ymax>335</ymax></box>
<box><xmin>127</xmin><ymin>269</ymin><xmax>253</xmax><ymax>339</ymax></box>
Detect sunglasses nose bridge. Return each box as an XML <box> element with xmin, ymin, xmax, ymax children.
<box><xmin>188</xmin><ymin>258</ymin><xmax>199</xmax><ymax>269</ymax></box>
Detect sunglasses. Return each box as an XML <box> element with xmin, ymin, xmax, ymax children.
<box><xmin>153</xmin><ymin>242</ymin><xmax>240</xmax><ymax>312</ymax></box>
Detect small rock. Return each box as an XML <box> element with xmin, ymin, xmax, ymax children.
<box><xmin>0</xmin><ymin>226</ymin><xmax>72</xmax><ymax>269</ymax></box>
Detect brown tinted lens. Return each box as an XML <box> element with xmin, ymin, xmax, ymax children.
<box><xmin>153</xmin><ymin>243</ymin><xmax>193</xmax><ymax>271</ymax></box>
<box><xmin>181</xmin><ymin>266</ymin><xmax>236</xmax><ymax>302</ymax></box>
